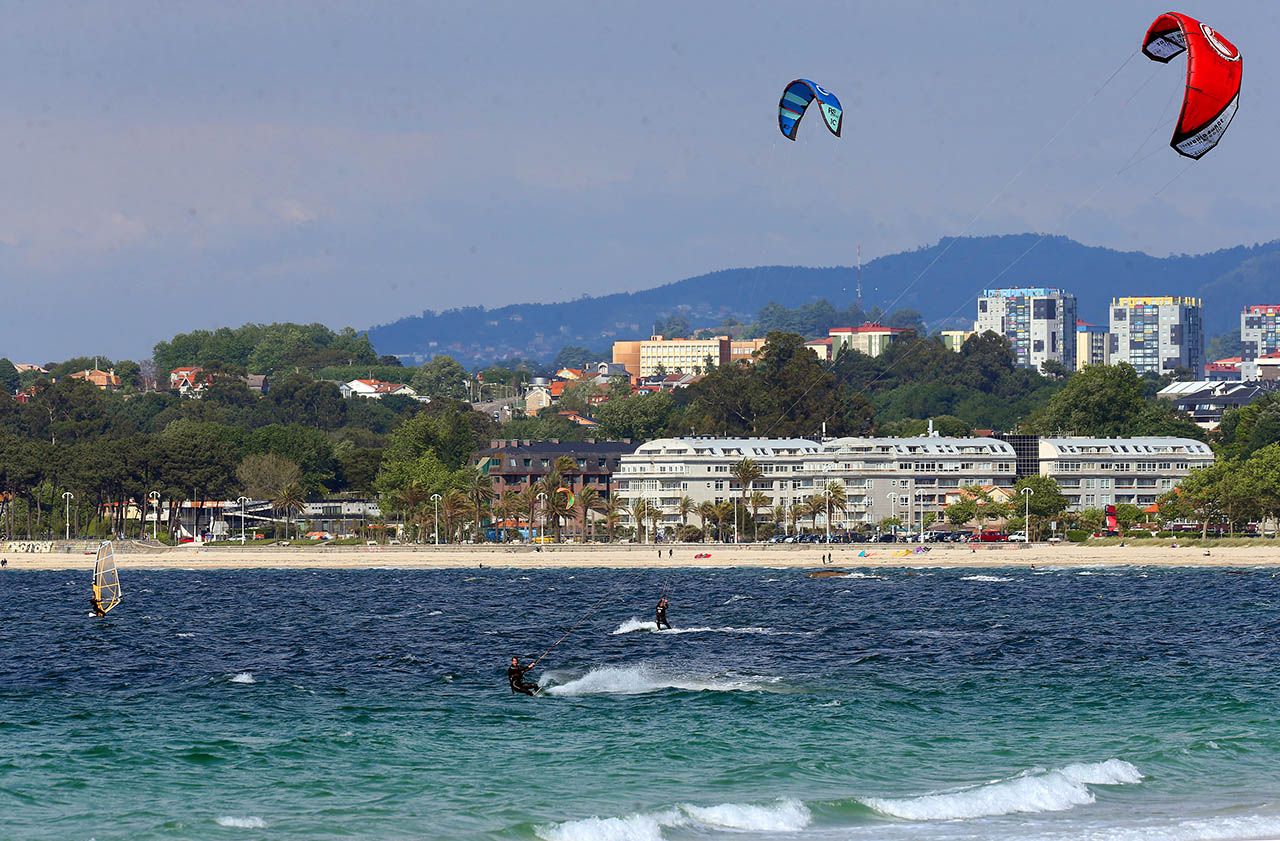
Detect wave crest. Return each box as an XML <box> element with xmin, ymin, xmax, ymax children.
<box><xmin>216</xmin><ymin>815</ymin><xmax>267</xmax><ymax>828</ymax></box>
<box><xmin>536</xmin><ymin>799</ymin><xmax>809</xmax><ymax>841</ymax></box>
<box><xmin>611</xmin><ymin>618</ymin><xmax>790</xmax><ymax>636</ymax></box>
<box><xmin>862</xmin><ymin>759</ymin><xmax>1142</xmax><ymax>820</ymax></box>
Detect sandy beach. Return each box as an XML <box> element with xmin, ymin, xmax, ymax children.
<box><xmin>6</xmin><ymin>541</ymin><xmax>1280</xmax><ymax>570</ymax></box>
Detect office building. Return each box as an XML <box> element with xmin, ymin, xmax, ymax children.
<box><xmin>829</xmin><ymin>324</ymin><xmax>910</xmax><ymax>359</ymax></box>
<box><xmin>940</xmin><ymin>330</ymin><xmax>975</xmax><ymax>352</ymax></box>
<box><xmin>1109</xmin><ymin>296</ymin><xmax>1204</xmax><ymax>376</ymax></box>
<box><xmin>1241</xmin><ymin>305</ymin><xmax>1280</xmax><ymax>362</ymax></box>
<box><xmin>1075</xmin><ymin>321</ymin><xmax>1111</xmax><ymax>369</ymax></box>
<box><xmin>612</xmin><ymin>336</ymin><xmax>731</xmax><ymax>378</ymax></box>
<box><xmin>975</xmin><ymin>287</ymin><xmax>1077</xmax><ymax>371</ymax></box>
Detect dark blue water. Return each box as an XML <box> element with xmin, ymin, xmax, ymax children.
<box><xmin>2</xmin><ymin>566</ymin><xmax>1279</xmax><ymax>840</ymax></box>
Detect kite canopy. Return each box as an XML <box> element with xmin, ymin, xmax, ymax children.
<box><xmin>1142</xmin><ymin>12</ymin><xmax>1242</xmax><ymax>160</ymax></box>
<box><xmin>778</xmin><ymin>79</ymin><xmax>843</xmax><ymax>141</ymax></box>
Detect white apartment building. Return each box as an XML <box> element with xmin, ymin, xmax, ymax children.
<box><xmin>614</xmin><ymin>436</ymin><xmax>1018</xmax><ymax>534</ymax></box>
<box><xmin>1038</xmin><ymin>437</ymin><xmax>1214</xmax><ymax>510</ymax></box>
<box><xmin>976</xmin><ymin>287</ymin><xmax>1078</xmax><ymax>371</ymax></box>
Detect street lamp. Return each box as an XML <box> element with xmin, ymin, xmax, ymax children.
<box><xmin>148</xmin><ymin>490</ymin><xmax>160</xmax><ymax>540</ymax></box>
<box><xmin>431</xmin><ymin>493</ymin><xmax>442</xmax><ymax>545</ymax></box>
<box><xmin>237</xmin><ymin>496</ymin><xmax>250</xmax><ymax>544</ymax></box>
<box><xmin>1021</xmin><ymin>486</ymin><xmax>1034</xmax><ymax>541</ymax></box>
<box><xmin>62</xmin><ymin>491</ymin><xmax>74</xmax><ymax>541</ymax></box>
<box><xmin>536</xmin><ymin>491</ymin><xmax>548</xmax><ymax>543</ymax></box>
<box><xmin>734</xmin><ymin>496</ymin><xmax>739</xmax><ymax>545</ymax></box>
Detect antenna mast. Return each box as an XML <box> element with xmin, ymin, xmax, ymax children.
<box><xmin>855</xmin><ymin>244</ymin><xmax>863</xmax><ymax>310</ymax></box>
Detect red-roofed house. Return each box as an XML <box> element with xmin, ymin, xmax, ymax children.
<box><xmin>829</xmin><ymin>324</ymin><xmax>909</xmax><ymax>358</ymax></box>
<box><xmin>340</xmin><ymin>379</ymin><xmax>422</xmax><ymax>400</ymax></box>
<box><xmin>71</xmin><ymin>368</ymin><xmax>121</xmax><ymax>390</ymax></box>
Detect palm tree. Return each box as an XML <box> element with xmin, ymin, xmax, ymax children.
<box><xmin>697</xmin><ymin>501</ymin><xmax>718</xmax><ymax>543</ymax></box>
<box><xmin>748</xmin><ymin>491</ymin><xmax>770</xmax><ymax>541</ymax></box>
<box><xmin>629</xmin><ymin>497</ymin><xmax>652</xmax><ymax>543</ymax></box>
<box><xmin>771</xmin><ymin>504</ymin><xmax>786</xmax><ymax>535</ymax></box>
<box><xmin>539</xmin><ymin>473</ymin><xmax>572</xmax><ymax>541</ymax></box>
<box><xmin>518</xmin><ymin>484</ymin><xmax>541</xmax><ymax>541</ymax></box>
<box><xmin>492</xmin><ymin>489</ymin><xmax>520</xmax><ymax>542</ymax></box>
<box><xmin>677</xmin><ymin>495</ymin><xmax>696</xmax><ymax>530</ymax></box>
<box><xmin>442</xmin><ymin>489</ymin><xmax>469</xmax><ymax>542</ymax></box>
<box><xmin>822</xmin><ymin>481</ymin><xmax>847</xmax><ymax>535</ymax></box>
<box><xmin>576</xmin><ymin>485</ymin><xmax>601</xmax><ymax>542</ymax></box>
<box><xmin>714</xmin><ymin>501</ymin><xmax>736</xmax><ymax>542</ymax></box>
<box><xmin>730</xmin><ymin>458</ymin><xmax>763</xmax><ymax>533</ymax></box>
<box><xmin>789</xmin><ymin>500</ymin><xmax>808</xmax><ymax>535</ymax></box>
<box><xmin>602</xmin><ymin>496</ymin><xmax>624</xmax><ymax>543</ymax></box>
<box><xmin>273</xmin><ymin>482</ymin><xmax>305</xmax><ymax>541</ymax></box>
<box><xmin>464</xmin><ymin>468</ymin><xmax>496</xmax><ymax>543</ymax></box>
<box><xmin>648</xmin><ymin>504</ymin><xmax>664</xmax><ymax>545</ymax></box>
<box><xmin>806</xmin><ymin>493</ymin><xmax>826</xmax><ymax>532</ymax></box>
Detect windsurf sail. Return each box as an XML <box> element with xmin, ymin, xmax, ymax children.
<box><xmin>92</xmin><ymin>541</ymin><xmax>122</xmax><ymax>614</ymax></box>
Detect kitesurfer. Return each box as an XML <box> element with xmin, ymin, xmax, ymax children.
<box><xmin>508</xmin><ymin>656</ymin><xmax>537</xmax><ymax>696</ymax></box>
<box><xmin>655</xmin><ymin>596</ymin><xmax>671</xmax><ymax>631</ymax></box>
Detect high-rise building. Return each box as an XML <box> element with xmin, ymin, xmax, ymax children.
<box><xmin>1075</xmin><ymin>321</ymin><xmax>1111</xmax><ymax>370</ymax></box>
<box><xmin>1109</xmin><ymin>296</ymin><xmax>1204</xmax><ymax>376</ymax></box>
<box><xmin>975</xmin><ymin>288</ymin><xmax>1077</xmax><ymax>371</ymax></box>
<box><xmin>1241</xmin><ymin>305</ymin><xmax>1280</xmax><ymax>362</ymax></box>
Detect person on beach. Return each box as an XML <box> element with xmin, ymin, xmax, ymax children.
<box><xmin>655</xmin><ymin>597</ymin><xmax>671</xmax><ymax>631</ymax></box>
<box><xmin>508</xmin><ymin>656</ymin><xmax>537</xmax><ymax>696</ymax></box>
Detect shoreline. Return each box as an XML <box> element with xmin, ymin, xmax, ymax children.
<box><xmin>5</xmin><ymin>542</ymin><xmax>1280</xmax><ymax>570</ymax></box>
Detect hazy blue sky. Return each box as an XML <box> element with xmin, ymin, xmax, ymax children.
<box><xmin>2</xmin><ymin>1</ymin><xmax>1277</xmax><ymax>361</ymax></box>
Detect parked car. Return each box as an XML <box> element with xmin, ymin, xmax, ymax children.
<box><xmin>972</xmin><ymin>530</ymin><xmax>1010</xmax><ymax>542</ymax></box>
<box><xmin>1008</xmin><ymin>531</ymin><xmax>1028</xmax><ymax>543</ymax></box>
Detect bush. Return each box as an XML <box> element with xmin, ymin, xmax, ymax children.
<box><xmin>1066</xmin><ymin>529</ymin><xmax>1090</xmax><ymax>543</ymax></box>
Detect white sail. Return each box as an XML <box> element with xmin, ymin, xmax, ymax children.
<box><xmin>92</xmin><ymin>541</ymin><xmax>122</xmax><ymax>614</ymax></box>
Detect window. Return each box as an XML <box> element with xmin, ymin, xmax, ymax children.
<box><xmin>714</xmin><ymin>481</ymin><xmax>724</xmax><ymax>491</ymax></box>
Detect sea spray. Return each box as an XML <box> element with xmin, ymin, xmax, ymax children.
<box><xmin>541</xmin><ymin>663</ymin><xmax>776</xmax><ymax>696</ymax></box>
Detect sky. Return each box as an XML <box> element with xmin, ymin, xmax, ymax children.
<box><xmin>1</xmin><ymin>1</ymin><xmax>1278</xmax><ymax>362</ymax></box>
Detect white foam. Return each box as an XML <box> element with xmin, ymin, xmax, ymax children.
<box><xmin>227</xmin><ymin>672</ymin><xmax>256</xmax><ymax>684</ymax></box>
<box><xmin>838</xmin><ymin>572</ymin><xmax>883</xmax><ymax>579</ymax></box>
<box><xmin>215</xmin><ymin>815</ymin><xmax>267</xmax><ymax>828</ymax></box>
<box><xmin>536</xmin><ymin>799</ymin><xmax>810</xmax><ymax>841</ymax></box>
<box><xmin>542</xmin><ymin>663</ymin><xmax>774</xmax><ymax>696</ymax></box>
<box><xmin>611</xmin><ymin>618</ymin><xmax>791</xmax><ymax>636</ymax></box>
<box><xmin>681</xmin><ymin>798</ymin><xmax>810</xmax><ymax>831</ymax></box>
<box><xmin>863</xmin><ymin>759</ymin><xmax>1142</xmax><ymax>821</ymax></box>
<box><xmin>1066</xmin><ymin>814</ymin><xmax>1280</xmax><ymax>841</ymax></box>
<box><xmin>961</xmin><ymin>574</ymin><xmax>1014</xmax><ymax>582</ymax></box>
<box><xmin>535</xmin><ymin>810</ymin><xmax>681</xmax><ymax>841</ymax></box>
<box><xmin>176</xmin><ymin>633</ymin><xmax>195</xmax><ymax>638</ymax></box>
<box><xmin>426</xmin><ymin>610</ymin><xmax>443</xmax><ymax>616</ymax></box>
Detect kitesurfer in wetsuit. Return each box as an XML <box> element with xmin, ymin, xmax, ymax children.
<box><xmin>655</xmin><ymin>597</ymin><xmax>671</xmax><ymax>631</ymax></box>
<box><xmin>508</xmin><ymin>656</ymin><xmax>537</xmax><ymax>696</ymax></box>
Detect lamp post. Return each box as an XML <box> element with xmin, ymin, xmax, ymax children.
<box><xmin>536</xmin><ymin>491</ymin><xmax>548</xmax><ymax>543</ymax></box>
<box><xmin>824</xmin><ymin>486</ymin><xmax>831</xmax><ymax>542</ymax></box>
<box><xmin>431</xmin><ymin>493</ymin><xmax>442</xmax><ymax>545</ymax></box>
<box><xmin>887</xmin><ymin>493</ymin><xmax>898</xmax><ymax>540</ymax></box>
<box><xmin>1021</xmin><ymin>486</ymin><xmax>1034</xmax><ymax>541</ymax></box>
<box><xmin>62</xmin><ymin>491</ymin><xmax>74</xmax><ymax>540</ymax></box>
<box><xmin>734</xmin><ymin>496</ymin><xmax>739</xmax><ymax>545</ymax></box>
<box><xmin>148</xmin><ymin>490</ymin><xmax>160</xmax><ymax>540</ymax></box>
<box><xmin>237</xmin><ymin>496</ymin><xmax>250</xmax><ymax>543</ymax></box>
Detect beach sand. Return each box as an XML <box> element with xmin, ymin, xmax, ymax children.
<box><xmin>5</xmin><ymin>542</ymin><xmax>1280</xmax><ymax>570</ymax></box>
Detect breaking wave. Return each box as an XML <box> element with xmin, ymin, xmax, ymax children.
<box><xmin>960</xmin><ymin>574</ymin><xmax>1014</xmax><ymax>583</ymax></box>
<box><xmin>861</xmin><ymin>759</ymin><xmax>1143</xmax><ymax>820</ymax></box>
<box><xmin>541</xmin><ymin>664</ymin><xmax>778</xmax><ymax>697</ymax></box>
<box><xmin>227</xmin><ymin>672</ymin><xmax>256</xmax><ymax>684</ymax></box>
<box><xmin>535</xmin><ymin>798</ymin><xmax>809</xmax><ymax>840</ymax></box>
<box><xmin>215</xmin><ymin>815</ymin><xmax>267</xmax><ymax>828</ymax></box>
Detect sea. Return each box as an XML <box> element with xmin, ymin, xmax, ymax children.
<box><xmin>2</xmin><ymin>564</ymin><xmax>1279</xmax><ymax>841</ymax></box>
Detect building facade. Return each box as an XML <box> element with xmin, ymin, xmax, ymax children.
<box><xmin>975</xmin><ymin>287</ymin><xmax>1078</xmax><ymax>371</ymax></box>
<box><xmin>1075</xmin><ymin>321</ymin><xmax>1111</xmax><ymax>370</ymax></box>
<box><xmin>829</xmin><ymin>324</ymin><xmax>909</xmax><ymax>359</ymax></box>
<box><xmin>1038</xmin><ymin>437</ymin><xmax>1214</xmax><ymax>510</ymax></box>
<box><xmin>613</xmin><ymin>336</ymin><xmax>731</xmax><ymax>378</ymax></box>
<box><xmin>471</xmin><ymin>439</ymin><xmax>635</xmax><ymax>499</ymax></box>
<box><xmin>940</xmin><ymin>330</ymin><xmax>975</xmax><ymax>352</ymax></box>
<box><xmin>615</xmin><ymin>435</ymin><xmax>1215</xmax><ymax>535</ymax></box>
<box><xmin>1109</xmin><ymin>296</ymin><xmax>1204</xmax><ymax>377</ymax></box>
<box><xmin>1241</xmin><ymin>305</ymin><xmax>1280</xmax><ymax>362</ymax></box>
<box><xmin>615</xmin><ymin>436</ymin><xmax>1018</xmax><ymax>535</ymax></box>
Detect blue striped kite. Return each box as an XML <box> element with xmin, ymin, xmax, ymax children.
<box><xmin>778</xmin><ymin>79</ymin><xmax>843</xmax><ymax>141</ymax></box>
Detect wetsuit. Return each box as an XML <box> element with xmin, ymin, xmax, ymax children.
<box><xmin>508</xmin><ymin>663</ymin><xmax>537</xmax><ymax>696</ymax></box>
<box><xmin>90</xmin><ymin>597</ymin><xmax>106</xmax><ymax>618</ymax></box>
<box><xmin>655</xmin><ymin>600</ymin><xmax>671</xmax><ymax>631</ymax></box>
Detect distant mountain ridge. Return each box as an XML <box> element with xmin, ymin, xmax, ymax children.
<box><xmin>367</xmin><ymin>234</ymin><xmax>1280</xmax><ymax>365</ymax></box>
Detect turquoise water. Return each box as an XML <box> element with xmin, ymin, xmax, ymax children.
<box><xmin>2</xmin><ymin>566</ymin><xmax>1279</xmax><ymax>840</ymax></box>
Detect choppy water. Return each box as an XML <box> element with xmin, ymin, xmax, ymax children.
<box><xmin>2</xmin><ymin>565</ymin><xmax>1279</xmax><ymax>840</ymax></box>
